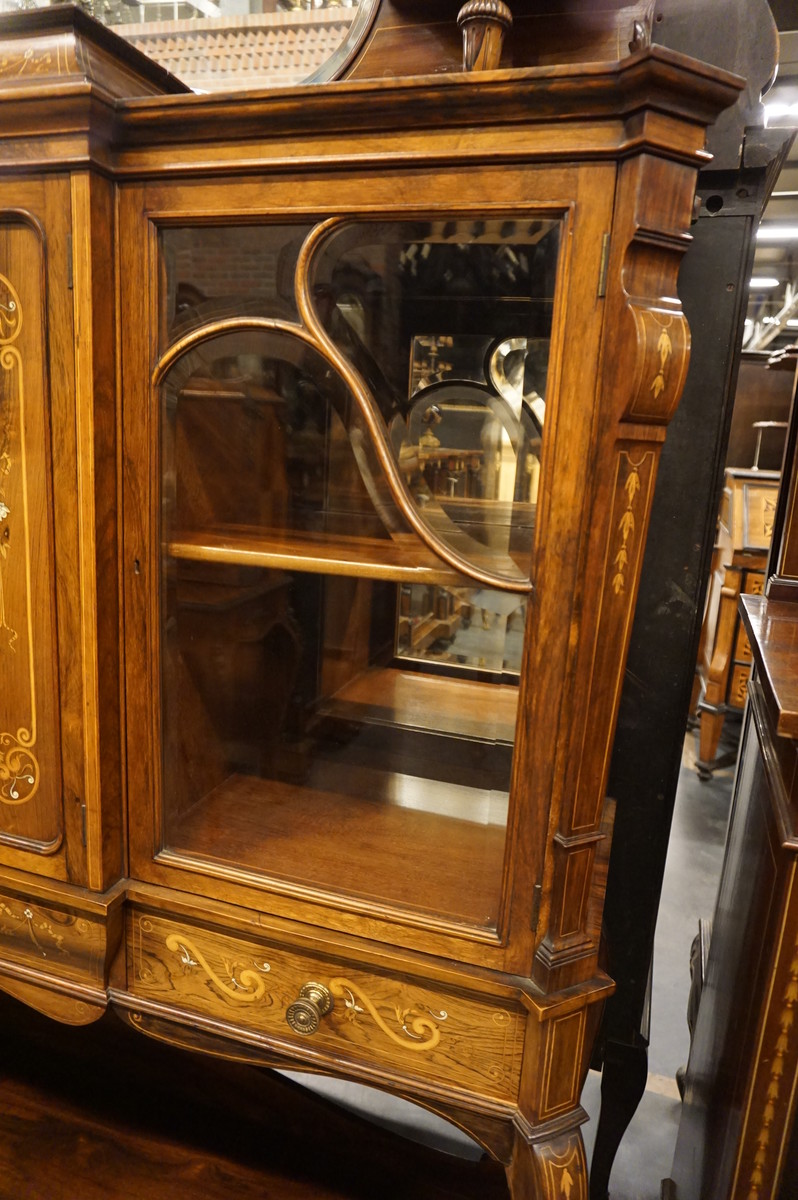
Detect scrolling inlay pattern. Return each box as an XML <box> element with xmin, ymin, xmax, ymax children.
<box><xmin>330</xmin><ymin>977</ymin><xmax>446</xmax><ymax>1052</ymax></box>
<box><xmin>165</xmin><ymin>932</ymin><xmax>271</xmax><ymax>1003</ymax></box>
<box><xmin>0</xmin><ymin>898</ymin><xmax>72</xmax><ymax>958</ymax></box>
<box><xmin>0</xmin><ymin>272</ymin><xmax>38</xmax><ymax>806</ymax></box>
<box><xmin>0</xmin><ymin>48</ymin><xmax>55</xmax><ymax>79</ymax></box>
<box><xmin>154</xmin><ymin>219</ymin><xmax>532</xmax><ymax>595</ymax></box>
<box><xmin>746</xmin><ymin>932</ymin><xmax>798</xmax><ymax>1197</ymax></box>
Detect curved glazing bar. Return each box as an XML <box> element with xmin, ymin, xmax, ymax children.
<box><xmin>160</xmin><ymin>224</ymin><xmax>314</xmax><ymax>354</ymax></box>
<box><xmin>299</xmin><ymin>216</ymin><xmax>560</xmax><ymax>590</ymax></box>
<box><xmin>158</xmin><ymin>325</ymin><xmax>403</xmax><ymax>544</ymax></box>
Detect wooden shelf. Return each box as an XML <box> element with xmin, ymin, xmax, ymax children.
<box><xmin>319</xmin><ymin>667</ymin><xmax>518</xmax><ymax>745</ymax></box>
<box><xmin>168</xmin><ymin>768</ymin><xmax>507</xmax><ymax>930</ymax></box>
<box><xmin>168</xmin><ymin>526</ymin><xmax>463</xmax><ymax>584</ymax></box>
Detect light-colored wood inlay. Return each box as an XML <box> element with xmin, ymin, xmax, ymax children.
<box><xmin>129</xmin><ymin>910</ymin><xmax>526</xmax><ymax>1102</ymax></box>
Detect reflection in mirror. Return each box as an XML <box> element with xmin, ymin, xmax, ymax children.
<box><xmin>59</xmin><ymin>0</ymin><xmax>379</xmax><ymax>93</ymax></box>
<box><xmin>396</xmin><ymin>583</ymin><xmax>526</xmax><ymax>677</ymax></box>
<box><xmin>312</xmin><ymin>217</ymin><xmax>560</xmax><ymax>584</ymax></box>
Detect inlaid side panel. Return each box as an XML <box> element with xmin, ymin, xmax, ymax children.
<box><xmin>0</xmin><ymin>222</ymin><xmax>61</xmax><ymax>852</ymax></box>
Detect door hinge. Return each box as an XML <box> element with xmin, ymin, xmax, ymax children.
<box><xmin>67</xmin><ymin>234</ymin><xmax>73</xmax><ymax>290</ymax></box>
<box><xmin>597</xmin><ymin>232</ymin><xmax>610</xmax><ymax>298</ymax></box>
<box><xmin>80</xmin><ymin>802</ymin><xmax>87</xmax><ymax>847</ymax></box>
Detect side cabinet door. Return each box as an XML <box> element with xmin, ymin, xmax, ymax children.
<box><xmin>0</xmin><ymin>182</ymin><xmax>87</xmax><ymax>882</ymax></box>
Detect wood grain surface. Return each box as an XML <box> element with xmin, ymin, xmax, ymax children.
<box><xmin>169</xmin><ymin>769</ymin><xmax>507</xmax><ymax>929</ymax></box>
<box><xmin>0</xmin><ymin>988</ymin><xmax>509</xmax><ymax>1200</ymax></box>
<box><xmin>740</xmin><ymin>595</ymin><xmax>798</xmax><ymax>737</ymax></box>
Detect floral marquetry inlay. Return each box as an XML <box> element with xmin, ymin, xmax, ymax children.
<box><xmin>0</xmin><ymin>897</ymin><xmax>78</xmax><ymax>958</ymax></box>
<box><xmin>744</xmin><ymin>931</ymin><xmax>798</xmax><ymax>1197</ymax></box>
<box><xmin>610</xmin><ymin>452</ymin><xmax>655</xmax><ymax>597</ymax></box>
<box><xmin>0</xmin><ymin>270</ymin><xmax>39</xmax><ymax>807</ymax></box>
<box><xmin>625</xmin><ymin>305</ymin><xmax>690</xmax><ymax>426</ymax></box>
<box><xmin>330</xmin><ymin>977</ymin><xmax>446</xmax><ymax>1053</ymax></box>
<box><xmin>165</xmin><ymin>932</ymin><xmax>272</xmax><ymax>1004</ymax></box>
<box><xmin>0</xmin><ymin>47</ymin><xmax>56</xmax><ymax>79</ymax></box>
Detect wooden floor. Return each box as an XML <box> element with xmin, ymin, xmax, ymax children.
<box><xmin>0</xmin><ymin>990</ymin><xmax>510</xmax><ymax>1200</ymax></box>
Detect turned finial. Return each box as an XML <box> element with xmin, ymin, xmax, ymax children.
<box><xmin>457</xmin><ymin>1</ymin><xmax>513</xmax><ymax>72</ymax></box>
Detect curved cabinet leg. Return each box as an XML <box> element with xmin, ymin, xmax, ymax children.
<box><xmin>589</xmin><ymin>1038</ymin><xmax>649</xmax><ymax>1200</ymax></box>
<box><xmin>506</xmin><ymin>1121</ymin><xmax>587</xmax><ymax>1200</ymax></box>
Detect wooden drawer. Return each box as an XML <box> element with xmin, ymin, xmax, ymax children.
<box><xmin>126</xmin><ymin>908</ymin><xmax>526</xmax><ymax>1105</ymax></box>
<box><xmin>0</xmin><ymin>886</ymin><xmax>108</xmax><ymax>986</ymax></box>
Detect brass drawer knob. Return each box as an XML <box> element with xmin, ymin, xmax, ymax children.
<box><xmin>286</xmin><ymin>982</ymin><xmax>333</xmax><ymax>1036</ymax></box>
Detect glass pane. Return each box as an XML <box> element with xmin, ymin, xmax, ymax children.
<box><xmin>161</xmin><ymin>224</ymin><xmax>314</xmax><ymax>349</ymax></box>
<box><xmin>156</xmin><ymin>216</ymin><xmax>555</xmax><ymax>932</ymax></box>
<box><xmin>312</xmin><ymin>217</ymin><xmax>560</xmax><ymax>583</ymax></box>
<box><xmin>162</xmin><ymin>327</ymin><xmax>396</xmax><ymax>543</ymax></box>
<box><xmin>161</xmin><ymin>556</ymin><xmax>519</xmax><ymax>930</ymax></box>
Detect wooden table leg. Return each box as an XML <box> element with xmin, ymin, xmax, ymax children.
<box><xmin>506</xmin><ymin>1120</ymin><xmax>587</xmax><ymax>1200</ymax></box>
<box><xmin>696</xmin><ymin>561</ymin><xmax>742</xmax><ymax>778</ymax></box>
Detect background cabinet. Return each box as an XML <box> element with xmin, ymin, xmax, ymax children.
<box><xmin>669</xmin><ymin>351</ymin><xmax>798</xmax><ymax>1197</ymax></box>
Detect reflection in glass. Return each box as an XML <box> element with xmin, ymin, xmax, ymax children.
<box><xmin>313</xmin><ymin>217</ymin><xmax>560</xmax><ymax>582</ymax></box>
<box><xmin>161</xmin><ymin>328</ymin><xmax>393</xmax><ymax>541</ymax></box>
<box><xmin>154</xmin><ymin>216</ymin><xmax>557</xmax><ymax>931</ymax></box>
<box><xmin>161</xmin><ymin>224</ymin><xmax>314</xmax><ymax>350</ymax></box>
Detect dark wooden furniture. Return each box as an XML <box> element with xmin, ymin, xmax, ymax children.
<box><xmin>668</xmin><ymin>352</ymin><xmax>798</xmax><ymax>1198</ymax></box>
<box><xmin>0</xmin><ymin>6</ymin><xmax>740</xmax><ymax>1198</ymax></box>
<box><xmin>589</xmin><ymin>6</ymin><xmax>785</xmax><ymax>1193</ymax></box>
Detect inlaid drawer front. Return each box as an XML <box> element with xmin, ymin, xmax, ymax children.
<box><xmin>127</xmin><ymin>910</ymin><xmax>525</xmax><ymax>1103</ymax></box>
<box><xmin>0</xmin><ymin>890</ymin><xmax>106</xmax><ymax>982</ymax></box>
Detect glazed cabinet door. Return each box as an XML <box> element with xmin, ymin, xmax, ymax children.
<box><xmin>122</xmin><ymin>161</ymin><xmax>614</xmax><ymax>974</ymax></box>
<box><xmin>0</xmin><ymin>175</ymin><xmax>120</xmax><ymax>890</ymax></box>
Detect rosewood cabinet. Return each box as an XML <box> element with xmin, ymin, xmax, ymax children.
<box><xmin>0</xmin><ymin>7</ymin><xmax>740</xmax><ymax>1197</ymax></box>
